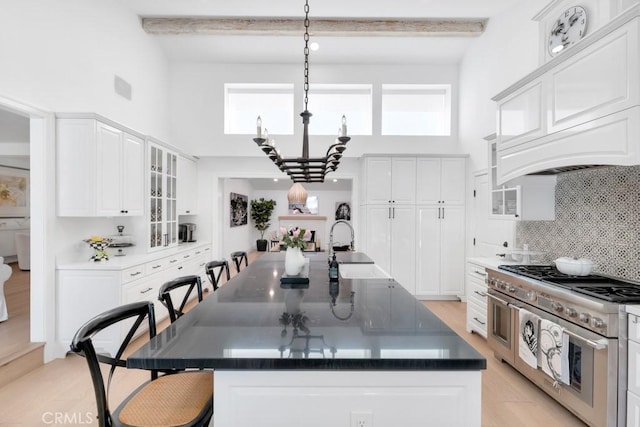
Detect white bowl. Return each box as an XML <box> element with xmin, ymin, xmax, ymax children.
<box><xmin>555</xmin><ymin>257</ymin><xmax>594</xmax><ymax>276</ymax></box>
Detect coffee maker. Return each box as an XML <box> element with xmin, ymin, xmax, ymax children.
<box><xmin>179</xmin><ymin>223</ymin><xmax>197</xmax><ymax>242</ymax></box>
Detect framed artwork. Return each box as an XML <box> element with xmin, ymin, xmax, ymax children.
<box><xmin>0</xmin><ymin>166</ymin><xmax>29</xmax><ymax>217</ymax></box>
<box><xmin>230</xmin><ymin>192</ymin><xmax>248</xmax><ymax>227</ymax></box>
<box><xmin>288</xmin><ymin>195</ymin><xmax>319</xmax><ymax>215</ymax></box>
<box><xmin>335</xmin><ymin>201</ymin><xmax>351</xmax><ymax>221</ymax></box>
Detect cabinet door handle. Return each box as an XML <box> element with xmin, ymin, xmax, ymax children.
<box><xmin>392</xmin><ymin>207</ymin><xmax>395</xmax><ymax>219</ymax></box>
<box><xmin>474</xmin><ymin>290</ymin><xmax>487</xmax><ymax>298</ymax></box>
<box><xmin>140</xmin><ymin>287</ymin><xmax>153</xmax><ymax>294</ymax></box>
<box><xmin>438</xmin><ymin>208</ymin><xmax>441</xmax><ymax>219</ymax></box>
<box><xmin>130</xmin><ymin>271</ymin><xmax>142</xmax><ymax>277</ymax></box>
<box><xmin>473</xmin><ymin>270</ymin><xmax>487</xmax><ymax>276</ymax></box>
<box><xmin>183</xmin><ymin>254</ymin><xmax>190</xmax><ymax>259</ymax></box>
<box><xmin>473</xmin><ymin>317</ymin><xmax>486</xmax><ymax>326</ymax></box>
<box><xmin>169</xmin><ymin>259</ymin><xmax>178</xmax><ymax>264</ymax></box>
<box><xmin>195</xmin><ymin>251</ymin><xmax>201</xmax><ymax>255</ymax></box>
<box><xmin>151</xmin><ymin>265</ymin><xmax>161</xmax><ymax>270</ymax></box>
<box><xmin>442</xmin><ymin>207</ymin><xmax>445</xmax><ymax>219</ymax></box>
<box><xmin>178</xmin><ymin>266</ymin><xmax>183</xmax><ymax>270</ymax></box>
<box><xmin>388</xmin><ymin>207</ymin><xmax>391</xmax><ymax>219</ymax></box>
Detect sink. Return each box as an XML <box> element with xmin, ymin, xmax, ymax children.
<box><xmin>339</xmin><ymin>263</ymin><xmax>391</xmax><ymax>279</ymax></box>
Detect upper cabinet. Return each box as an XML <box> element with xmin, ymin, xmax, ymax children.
<box><xmin>57</xmin><ymin>116</ymin><xmax>144</xmax><ymax>217</ymax></box>
<box><xmin>361</xmin><ymin>157</ymin><xmax>416</xmax><ymax>205</ymax></box>
<box><xmin>486</xmin><ymin>135</ymin><xmax>555</xmax><ymax>220</ymax></box>
<box><xmin>416</xmin><ymin>158</ymin><xmax>466</xmax><ymax>205</ymax></box>
<box><xmin>177</xmin><ymin>156</ymin><xmax>198</xmax><ymax>215</ymax></box>
<box><xmin>493</xmin><ymin>10</ymin><xmax>640</xmax><ymax>184</ymax></box>
<box><xmin>148</xmin><ymin>141</ymin><xmax>179</xmax><ymax>251</ymax></box>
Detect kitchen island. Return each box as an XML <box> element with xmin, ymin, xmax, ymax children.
<box><xmin>128</xmin><ymin>252</ymin><xmax>485</xmax><ymax>426</ymax></box>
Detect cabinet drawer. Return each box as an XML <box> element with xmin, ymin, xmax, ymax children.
<box><xmin>146</xmin><ymin>258</ymin><xmax>167</xmax><ymax>275</ymax></box>
<box><xmin>466</xmin><ymin>263</ymin><xmax>487</xmax><ymax>281</ymax></box>
<box><xmin>467</xmin><ymin>279</ymin><xmax>488</xmax><ymax>307</ymax></box>
<box><xmin>467</xmin><ymin>302</ymin><xmax>487</xmax><ymax>337</ymax></box>
<box><xmin>122</xmin><ymin>265</ymin><xmax>146</xmax><ymax>284</ymax></box>
<box><xmin>122</xmin><ymin>280</ymin><xmax>156</xmax><ymax>305</ymax></box>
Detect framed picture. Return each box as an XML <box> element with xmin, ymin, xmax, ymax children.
<box><xmin>230</xmin><ymin>192</ymin><xmax>248</xmax><ymax>227</ymax></box>
<box><xmin>0</xmin><ymin>166</ymin><xmax>29</xmax><ymax>217</ymax></box>
<box><xmin>288</xmin><ymin>195</ymin><xmax>319</xmax><ymax>215</ymax></box>
<box><xmin>335</xmin><ymin>201</ymin><xmax>351</xmax><ymax>221</ymax></box>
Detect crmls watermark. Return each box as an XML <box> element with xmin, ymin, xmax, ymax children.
<box><xmin>41</xmin><ymin>412</ymin><xmax>94</xmax><ymax>425</ymax></box>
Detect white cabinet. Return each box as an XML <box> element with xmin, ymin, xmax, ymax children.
<box><xmin>178</xmin><ymin>156</ymin><xmax>198</xmax><ymax>215</ymax></box>
<box><xmin>363</xmin><ymin>205</ymin><xmax>416</xmax><ymax>294</ymax></box>
<box><xmin>493</xmin><ymin>15</ymin><xmax>640</xmax><ymax>184</ymax></box>
<box><xmin>148</xmin><ymin>141</ymin><xmax>179</xmax><ymax>251</ymax></box>
<box><xmin>465</xmin><ymin>262</ymin><xmax>488</xmax><ymax>338</ymax></box>
<box><xmin>486</xmin><ymin>135</ymin><xmax>556</xmax><ymax>220</ymax></box>
<box><xmin>55</xmin><ymin>243</ymin><xmax>212</xmax><ymax>358</ymax></box>
<box><xmin>416</xmin><ymin>157</ymin><xmax>466</xmax><ymax>205</ymax></box>
<box><xmin>415</xmin><ymin>205</ymin><xmax>465</xmax><ymax>298</ymax></box>
<box><xmin>628</xmin><ymin>310</ymin><xmax>640</xmax><ymax>426</ymax></box>
<box><xmin>362</xmin><ymin>157</ymin><xmax>416</xmax><ymax>205</ymax></box>
<box><xmin>57</xmin><ymin>117</ymin><xmax>144</xmax><ymax>217</ymax></box>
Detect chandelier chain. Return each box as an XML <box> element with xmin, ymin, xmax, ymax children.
<box><xmin>303</xmin><ymin>0</ymin><xmax>310</xmax><ymax>111</ymax></box>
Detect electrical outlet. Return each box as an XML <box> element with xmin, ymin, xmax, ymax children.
<box><xmin>351</xmin><ymin>411</ymin><xmax>373</xmax><ymax>427</ymax></box>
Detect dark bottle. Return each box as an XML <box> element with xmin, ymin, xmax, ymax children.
<box><xmin>329</xmin><ymin>254</ymin><xmax>339</xmax><ymax>282</ymax></box>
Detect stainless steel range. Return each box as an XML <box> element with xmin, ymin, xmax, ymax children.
<box><xmin>486</xmin><ymin>265</ymin><xmax>636</xmax><ymax>427</ymax></box>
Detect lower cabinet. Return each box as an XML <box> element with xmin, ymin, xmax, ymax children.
<box><xmin>55</xmin><ymin>244</ymin><xmax>211</xmax><ymax>358</ymax></box>
<box><xmin>465</xmin><ymin>262</ymin><xmax>488</xmax><ymax>338</ymax></box>
<box><xmin>628</xmin><ymin>309</ymin><xmax>640</xmax><ymax>425</ymax></box>
<box><xmin>362</xmin><ymin>205</ymin><xmax>416</xmax><ymax>294</ymax></box>
<box><xmin>414</xmin><ymin>205</ymin><xmax>465</xmax><ymax>298</ymax></box>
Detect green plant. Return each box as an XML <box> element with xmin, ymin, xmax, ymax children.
<box><xmin>250</xmin><ymin>198</ymin><xmax>277</xmax><ymax>240</ymax></box>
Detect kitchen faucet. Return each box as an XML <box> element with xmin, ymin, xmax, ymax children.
<box><xmin>328</xmin><ymin>220</ymin><xmax>355</xmax><ymax>263</ymax></box>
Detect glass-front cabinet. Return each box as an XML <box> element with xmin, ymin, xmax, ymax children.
<box><xmin>148</xmin><ymin>141</ymin><xmax>178</xmax><ymax>251</ymax></box>
<box><xmin>487</xmin><ymin>134</ymin><xmax>520</xmax><ymax>218</ymax></box>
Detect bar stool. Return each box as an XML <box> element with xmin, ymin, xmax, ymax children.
<box><xmin>205</xmin><ymin>260</ymin><xmax>230</xmax><ymax>291</ymax></box>
<box><xmin>230</xmin><ymin>251</ymin><xmax>248</xmax><ymax>273</ymax></box>
<box><xmin>158</xmin><ymin>275</ymin><xmax>204</xmax><ymax>323</ymax></box>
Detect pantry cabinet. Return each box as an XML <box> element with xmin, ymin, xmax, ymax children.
<box><xmin>148</xmin><ymin>140</ymin><xmax>179</xmax><ymax>251</ymax></box>
<box><xmin>416</xmin><ymin>157</ymin><xmax>465</xmax><ymax>205</ymax></box>
<box><xmin>363</xmin><ymin>205</ymin><xmax>416</xmax><ymax>294</ymax></box>
<box><xmin>414</xmin><ymin>205</ymin><xmax>465</xmax><ymax>298</ymax></box>
<box><xmin>361</xmin><ymin>157</ymin><xmax>416</xmax><ymax>205</ymax></box>
<box><xmin>57</xmin><ymin>116</ymin><xmax>144</xmax><ymax>217</ymax></box>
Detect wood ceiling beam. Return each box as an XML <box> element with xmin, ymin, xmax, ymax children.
<box><xmin>141</xmin><ymin>17</ymin><xmax>487</xmax><ymax>37</ymax></box>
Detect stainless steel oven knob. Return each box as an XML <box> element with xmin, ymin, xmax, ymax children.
<box><xmin>507</xmin><ymin>285</ymin><xmax>516</xmax><ymax>293</ymax></box>
<box><xmin>526</xmin><ymin>290</ymin><xmax>536</xmax><ymax>301</ymax></box>
<box><xmin>551</xmin><ymin>302</ymin><xmax>563</xmax><ymax>313</ymax></box>
<box><xmin>579</xmin><ymin>313</ymin><xmax>591</xmax><ymax>323</ymax></box>
<box><xmin>591</xmin><ymin>317</ymin><xmax>605</xmax><ymax>328</ymax></box>
<box><xmin>564</xmin><ymin>307</ymin><xmax>577</xmax><ymax>317</ymax></box>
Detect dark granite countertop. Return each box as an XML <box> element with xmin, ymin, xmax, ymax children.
<box><xmin>127</xmin><ymin>252</ymin><xmax>485</xmax><ymax>371</ymax></box>
<box><xmin>335</xmin><ymin>251</ymin><xmax>374</xmax><ymax>264</ymax></box>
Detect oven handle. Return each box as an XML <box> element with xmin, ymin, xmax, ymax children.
<box><xmin>509</xmin><ymin>304</ymin><xmax>608</xmax><ymax>350</ymax></box>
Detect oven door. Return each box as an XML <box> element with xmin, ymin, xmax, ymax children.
<box><xmin>487</xmin><ymin>290</ymin><xmax>517</xmax><ymax>365</ymax></box>
<box><xmin>510</xmin><ymin>302</ymin><xmax>615</xmax><ymax>427</ymax></box>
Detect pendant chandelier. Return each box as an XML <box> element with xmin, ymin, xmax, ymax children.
<box><xmin>253</xmin><ymin>0</ymin><xmax>350</xmax><ymax>183</ymax></box>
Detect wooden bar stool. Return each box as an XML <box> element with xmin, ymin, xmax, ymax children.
<box><xmin>205</xmin><ymin>260</ymin><xmax>230</xmax><ymax>291</ymax></box>
<box><xmin>230</xmin><ymin>251</ymin><xmax>248</xmax><ymax>273</ymax></box>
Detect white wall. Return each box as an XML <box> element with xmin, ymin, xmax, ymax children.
<box><xmin>169</xmin><ymin>63</ymin><xmax>461</xmax><ymax>157</ymax></box>
<box><xmin>0</xmin><ymin>0</ymin><xmax>171</xmax><ymax>141</ymax></box>
<box><xmin>459</xmin><ymin>0</ymin><xmax>548</xmax><ymax>256</ymax></box>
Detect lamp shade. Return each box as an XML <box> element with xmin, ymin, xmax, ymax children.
<box><xmin>287</xmin><ymin>183</ymin><xmax>308</xmax><ymax>205</ymax></box>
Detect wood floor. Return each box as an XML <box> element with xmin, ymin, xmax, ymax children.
<box><xmin>0</xmin><ymin>254</ymin><xmax>587</xmax><ymax>426</ymax></box>
<box><xmin>0</xmin><ymin>263</ymin><xmax>32</xmax><ymax>361</ymax></box>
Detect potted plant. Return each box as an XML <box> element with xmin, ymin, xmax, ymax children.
<box><xmin>250</xmin><ymin>197</ymin><xmax>277</xmax><ymax>251</ymax></box>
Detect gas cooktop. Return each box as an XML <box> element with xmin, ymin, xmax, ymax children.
<box><xmin>499</xmin><ymin>264</ymin><xmax>640</xmax><ymax>303</ymax></box>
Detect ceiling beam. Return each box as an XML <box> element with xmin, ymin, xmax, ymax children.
<box><xmin>141</xmin><ymin>17</ymin><xmax>487</xmax><ymax>37</ymax></box>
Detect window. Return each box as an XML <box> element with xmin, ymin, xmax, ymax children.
<box><xmin>381</xmin><ymin>84</ymin><xmax>451</xmax><ymax>136</ymax></box>
<box><xmin>225</xmin><ymin>84</ymin><xmax>294</xmax><ymax>135</ymax></box>
<box><xmin>306</xmin><ymin>84</ymin><xmax>372</xmax><ymax>136</ymax></box>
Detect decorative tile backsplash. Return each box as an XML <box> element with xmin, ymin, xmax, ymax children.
<box><xmin>516</xmin><ymin>165</ymin><xmax>640</xmax><ymax>281</ymax></box>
